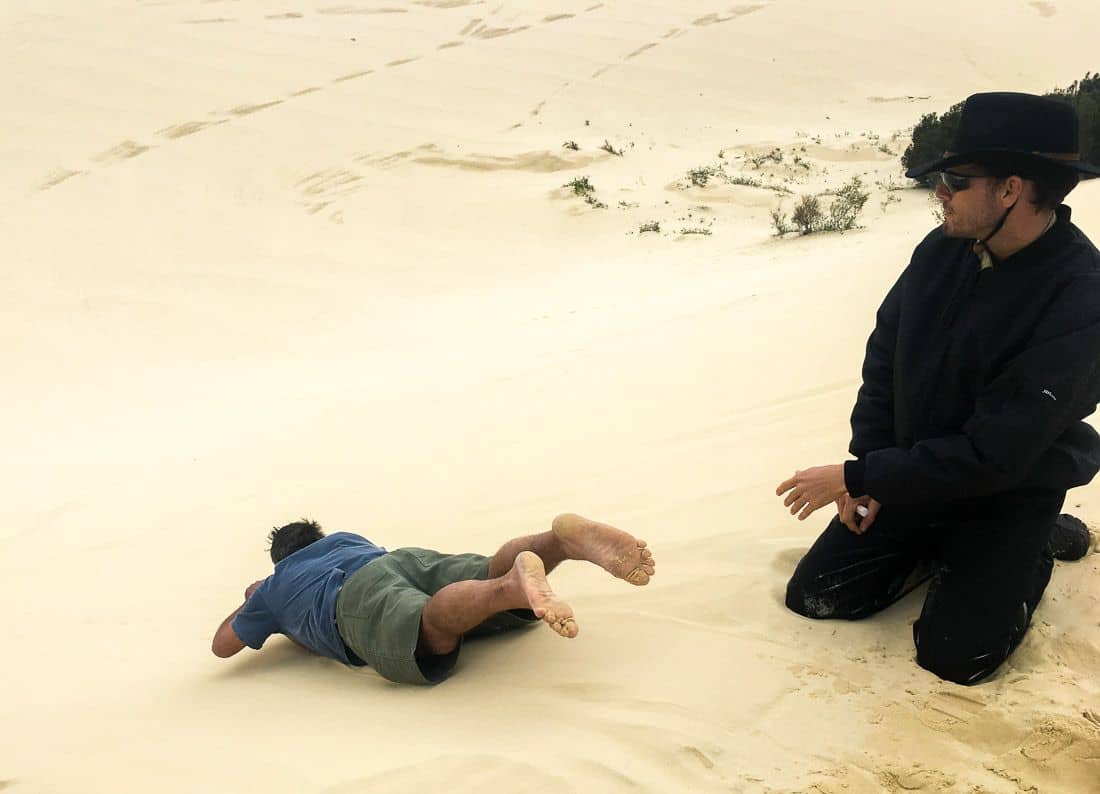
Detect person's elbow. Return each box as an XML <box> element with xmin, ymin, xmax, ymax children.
<box><xmin>212</xmin><ymin>625</ymin><xmax>247</xmax><ymax>658</ymax></box>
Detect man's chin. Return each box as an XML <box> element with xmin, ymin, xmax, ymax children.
<box><xmin>941</xmin><ymin>217</ymin><xmax>967</xmax><ymax>238</ymax></box>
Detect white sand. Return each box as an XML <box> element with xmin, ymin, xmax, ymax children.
<box><xmin>3</xmin><ymin>1</ymin><xmax>1099</xmax><ymax>791</ymax></box>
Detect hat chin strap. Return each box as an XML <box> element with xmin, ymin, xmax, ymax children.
<box><xmin>975</xmin><ymin>197</ymin><xmax>1018</xmax><ymax>264</ymax></box>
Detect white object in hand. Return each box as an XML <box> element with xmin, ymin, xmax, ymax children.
<box><xmin>856</xmin><ymin>505</ymin><xmax>870</xmax><ymax>518</ymax></box>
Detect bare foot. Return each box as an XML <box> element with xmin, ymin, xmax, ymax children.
<box><xmin>552</xmin><ymin>513</ymin><xmax>656</xmax><ymax>585</ymax></box>
<box><xmin>514</xmin><ymin>551</ymin><xmax>578</xmax><ymax>638</ymax></box>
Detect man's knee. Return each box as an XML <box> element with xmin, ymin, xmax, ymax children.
<box><xmin>785</xmin><ymin>572</ymin><xmax>842</xmax><ymax>619</ymax></box>
<box><xmin>915</xmin><ymin>642</ymin><xmax>1006</xmax><ymax>685</ymax></box>
<box><xmin>913</xmin><ymin>619</ymin><xmax>1013</xmax><ymax>686</ymax></box>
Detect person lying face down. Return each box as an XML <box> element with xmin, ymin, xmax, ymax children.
<box><xmin>212</xmin><ymin>513</ymin><xmax>655</xmax><ymax>685</ymax></box>
<box><xmin>775</xmin><ymin>91</ymin><xmax>1098</xmax><ymax>686</ymax></box>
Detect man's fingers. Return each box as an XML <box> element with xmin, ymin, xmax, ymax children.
<box><xmin>798</xmin><ymin>503</ymin><xmax>816</xmax><ymax>521</ymax></box>
<box><xmin>784</xmin><ymin>490</ymin><xmax>802</xmax><ymax>508</ymax></box>
<box><xmin>775</xmin><ymin>475</ymin><xmax>798</xmax><ymax>496</ymax></box>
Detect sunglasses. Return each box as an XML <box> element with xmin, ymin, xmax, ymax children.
<box><xmin>939</xmin><ymin>171</ymin><xmax>995</xmax><ymax>193</ymax></box>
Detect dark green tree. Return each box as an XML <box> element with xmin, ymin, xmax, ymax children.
<box><xmin>901</xmin><ymin>102</ymin><xmax>964</xmax><ymax>187</ymax></box>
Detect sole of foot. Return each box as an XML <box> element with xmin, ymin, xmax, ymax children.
<box><xmin>552</xmin><ymin>513</ymin><xmax>656</xmax><ymax>585</ymax></box>
<box><xmin>515</xmin><ymin>551</ymin><xmax>578</xmax><ymax>638</ymax></box>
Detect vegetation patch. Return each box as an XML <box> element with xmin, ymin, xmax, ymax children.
<box><xmin>771</xmin><ymin>177</ymin><xmax>869</xmax><ymax>236</ymax></box>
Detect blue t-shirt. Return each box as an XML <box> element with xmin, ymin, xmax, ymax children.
<box><xmin>232</xmin><ymin>532</ymin><xmax>387</xmax><ymax>664</ymax></box>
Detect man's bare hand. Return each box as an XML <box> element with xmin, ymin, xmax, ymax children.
<box><xmin>838</xmin><ymin>494</ymin><xmax>881</xmax><ymax>534</ymax></box>
<box><xmin>776</xmin><ymin>464</ymin><xmax>847</xmax><ymax>520</ymax></box>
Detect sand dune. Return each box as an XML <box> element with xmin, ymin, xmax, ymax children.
<box><xmin>3</xmin><ymin>0</ymin><xmax>1099</xmax><ymax>791</ymax></box>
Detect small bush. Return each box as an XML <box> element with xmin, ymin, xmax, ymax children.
<box><xmin>562</xmin><ymin>140</ymin><xmax>580</xmax><ymax>151</ymax></box>
<box><xmin>791</xmin><ymin>194</ymin><xmax>823</xmax><ymax>234</ymax></box>
<box><xmin>825</xmin><ymin>177</ymin><xmax>869</xmax><ymax>231</ymax></box>
<box><xmin>564</xmin><ymin>176</ymin><xmax>594</xmax><ymax>196</ymax></box>
<box><xmin>770</xmin><ymin>207</ymin><xmax>792</xmax><ymax>236</ymax></box>
<box><xmin>688</xmin><ymin>165</ymin><xmax>723</xmax><ymax>187</ymax></box>
<box><xmin>639</xmin><ymin>221</ymin><xmax>660</xmax><ymax>233</ymax></box>
<box><xmin>600</xmin><ymin>140</ymin><xmax>624</xmax><ymax>156</ymax></box>
<box><xmin>562</xmin><ymin>176</ymin><xmax>605</xmax><ymax>209</ymax></box>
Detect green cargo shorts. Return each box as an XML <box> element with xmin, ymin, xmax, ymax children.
<box><xmin>335</xmin><ymin>547</ymin><xmax>537</xmax><ymax>685</ymax></box>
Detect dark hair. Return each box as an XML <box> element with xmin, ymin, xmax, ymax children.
<box><xmin>267</xmin><ymin>518</ymin><xmax>325</xmax><ymax>563</ymax></box>
<box><xmin>974</xmin><ymin>153</ymin><xmax>1081</xmax><ymax>211</ymax></box>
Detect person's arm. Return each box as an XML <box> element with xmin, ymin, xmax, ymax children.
<box><xmin>211</xmin><ymin>580</ymin><xmax>264</xmax><ymax>658</ymax></box>
<box><xmin>847</xmin><ymin>276</ymin><xmax>1100</xmax><ymax>504</ymax></box>
<box><xmin>849</xmin><ymin>271</ymin><xmax>904</xmax><ymax>458</ymax></box>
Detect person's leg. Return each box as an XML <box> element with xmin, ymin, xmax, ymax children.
<box><xmin>421</xmin><ymin>513</ymin><xmax>655</xmax><ymax>655</ymax></box>
<box><xmin>913</xmin><ymin>489</ymin><xmax>1064</xmax><ymax>685</ymax></box>
<box><xmin>785</xmin><ymin>508</ymin><xmax>934</xmax><ymax>620</ymax></box>
<box><xmin>485</xmin><ymin>512</ymin><xmax>656</xmax><ymax>584</ymax></box>
<box><xmin>419</xmin><ymin>551</ymin><xmax>577</xmax><ymax>655</ymax></box>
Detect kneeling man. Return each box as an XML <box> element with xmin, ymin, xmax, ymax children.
<box><xmin>776</xmin><ymin>92</ymin><xmax>1098</xmax><ymax>685</ymax></box>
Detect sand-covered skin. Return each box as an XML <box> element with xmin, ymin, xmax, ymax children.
<box><xmin>553</xmin><ymin>512</ymin><xmax>656</xmax><ymax>585</ymax></box>
<box><xmin>3</xmin><ymin>1</ymin><xmax>1100</xmax><ymax>792</ymax></box>
<box><xmin>514</xmin><ymin>551</ymin><xmax>579</xmax><ymax>638</ymax></box>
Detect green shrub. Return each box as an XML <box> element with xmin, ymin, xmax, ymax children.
<box><xmin>825</xmin><ymin>177</ymin><xmax>869</xmax><ymax>231</ymax></box>
<box><xmin>772</xmin><ymin>177</ymin><xmax>869</xmax><ymax>237</ymax></box>
<box><xmin>1050</xmin><ymin>72</ymin><xmax>1100</xmax><ymax>162</ymax></box>
<box><xmin>791</xmin><ymin>194</ymin><xmax>823</xmax><ymax>234</ymax></box>
<box><xmin>901</xmin><ymin>102</ymin><xmax>964</xmax><ymax>187</ymax></box>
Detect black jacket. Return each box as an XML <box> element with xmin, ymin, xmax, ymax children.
<box><xmin>844</xmin><ymin>205</ymin><xmax>1100</xmax><ymax>505</ymax></box>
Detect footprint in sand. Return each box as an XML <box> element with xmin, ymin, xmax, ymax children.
<box><xmin>876</xmin><ymin>766</ymin><xmax>955</xmax><ymax>791</ymax></box>
<box><xmin>912</xmin><ymin>689</ymin><xmax>988</xmax><ymax>732</ymax></box>
<box><xmin>39</xmin><ymin>169</ymin><xmax>84</xmax><ymax>191</ymax></box>
<box><xmin>626</xmin><ymin>42</ymin><xmax>658</xmax><ymax>59</ymax></box>
<box><xmin>772</xmin><ymin>547</ymin><xmax>806</xmax><ymax>573</ymax></box>
<box><xmin>156</xmin><ymin>120</ymin><xmax>225</xmax><ymax>140</ymax></box>
<box><xmin>230</xmin><ymin>100</ymin><xmax>284</xmax><ymax>116</ymax></box>
<box><xmin>1018</xmin><ymin>716</ymin><xmax>1098</xmax><ymax>762</ymax></box>
<box><xmin>95</xmin><ymin>140</ymin><xmax>150</xmax><ymax>163</ymax></box>
<box><xmin>297</xmin><ymin>168</ymin><xmax>367</xmax><ymax>220</ymax></box>
<box><xmin>318</xmin><ymin>6</ymin><xmax>408</xmax><ymax>15</ymax></box>
<box><xmin>333</xmin><ymin>70</ymin><xmax>374</xmax><ymax>83</ymax></box>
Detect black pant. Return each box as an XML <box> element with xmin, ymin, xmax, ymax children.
<box><xmin>784</xmin><ymin>489</ymin><xmax>1064</xmax><ymax>685</ymax></box>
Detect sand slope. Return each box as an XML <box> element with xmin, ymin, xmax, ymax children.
<box><xmin>2</xmin><ymin>1</ymin><xmax>1099</xmax><ymax>791</ymax></box>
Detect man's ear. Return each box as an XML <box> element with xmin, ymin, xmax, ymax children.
<box><xmin>1000</xmin><ymin>175</ymin><xmax>1025</xmax><ymax>205</ymax></box>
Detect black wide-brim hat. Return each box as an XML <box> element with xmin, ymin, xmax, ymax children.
<box><xmin>905</xmin><ymin>91</ymin><xmax>1100</xmax><ymax>180</ymax></box>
